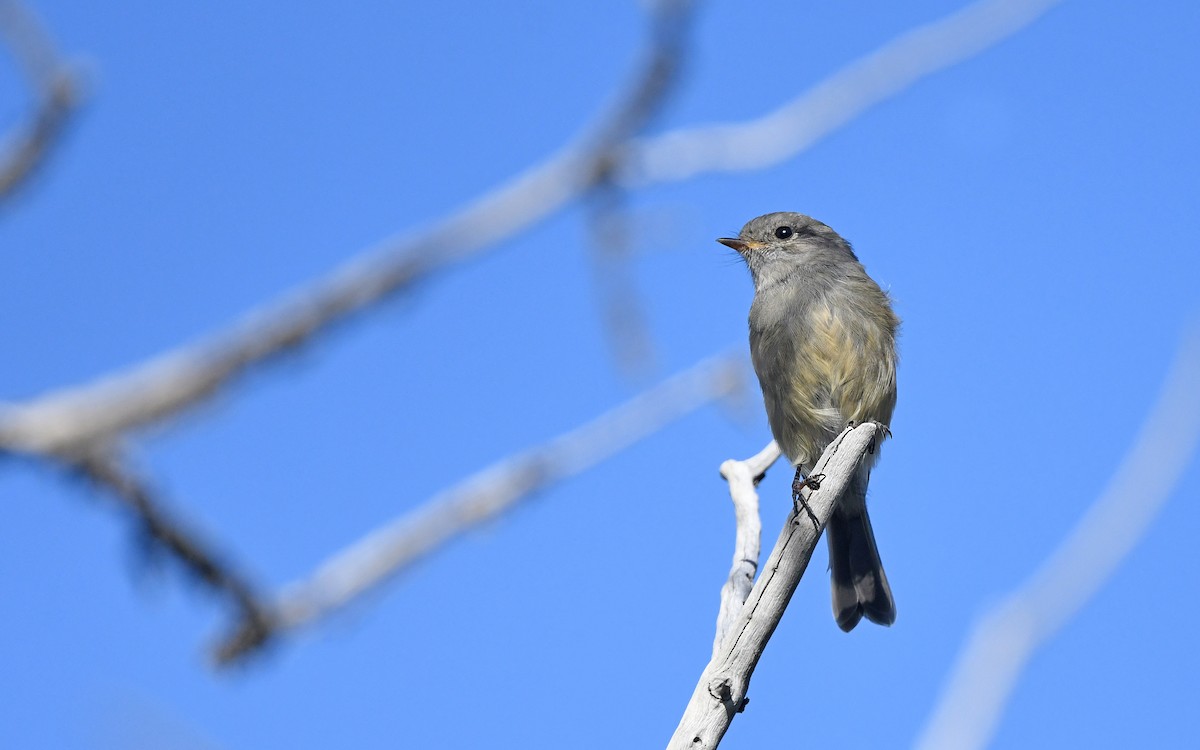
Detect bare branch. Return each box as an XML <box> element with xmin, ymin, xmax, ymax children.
<box><xmin>712</xmin><ymin>441</ymin><xmax>781</xmax><ymax>656</ymax></box>
<box><xmin>213</xmin><ymin>350</ymin><xmax>745</xmax><ymax>665</ymax></box>
<box><xmin>914</xmin><ymin>326</ymin><xmax>1200</xmax><ymax>750</ymax></box>
<box><xmin>0</xmin><ymin>0</ymin><xmax>698</xmax><ymax>456</ymax></box>
<box><xmin>68</xmin><ymin>448</ymin><xmax>273</xmax><ymax>652</ymax></box>
<box><xmin>668</xmin><ymin>422</ymin><xmax>879</xmax><ymax>750</ymax></box>
<box><xmin>0</xmin><ymin>0</ymin><xmax>81</xmax><ymax>202</ymax></box>
<box><xmin>621</xmin><ymin>0</ymin><xmax>1064</xmax><ymax>186</ymax></box>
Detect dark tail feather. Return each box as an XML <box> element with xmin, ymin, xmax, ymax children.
<box><xmin>826</xmin><ymin>508</ymin><xmax>895</xmax><ymax>632</ymax></box>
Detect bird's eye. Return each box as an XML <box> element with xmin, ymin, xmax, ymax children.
<box><xmin>774</xmin><ymin>226</ymin><xmax>794</xmax><ymax>240</ymax></box>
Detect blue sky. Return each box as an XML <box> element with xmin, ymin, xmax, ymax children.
<box><xmin>2</xmin><ymin>1</ymin><xmax>1199</xmax><ymax>748</ymax></box>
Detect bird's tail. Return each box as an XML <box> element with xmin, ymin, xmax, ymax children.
<box><xmin>826</xmin><ymin>488</ymin><xmax>895</xmax><ymax>632</ymax></box>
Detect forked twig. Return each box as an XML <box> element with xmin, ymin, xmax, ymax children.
<box><xmin>668</xmin><ymin>423</ymin><xmax>879</xmax><ymax>749</ymax></box>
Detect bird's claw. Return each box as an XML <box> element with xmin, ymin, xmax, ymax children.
<box><xmin>791</xmin><ymin>469</ymin><xmax>823</xmax><ymax>531</ymax></box>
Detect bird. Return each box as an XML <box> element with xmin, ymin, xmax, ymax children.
<box><xmin>718</xmin><ymin>211</ymin><xmax>899</xmax><ymax>631</ymax></box>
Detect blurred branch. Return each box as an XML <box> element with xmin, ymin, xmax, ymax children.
<box><xmin>213</xmin><ymin>351</ymin><xmax>745</xmax><ymax>665</ymax></box>
<box><xmin>668</xmin><ymin>423</ymin><xmax>879</xmax><ymax>750</ymax></box>
<box><xmin>914</xmin><ymin>325</ymin><xmax>1200</xmax><ymax>750</ymax></box>
<box><xmin>0</xmin><ymin>0</ymin><xmax>1064</xmax><ymax>448</ymax></box>
<box><xmin>0</xmin><ymin>0</ymin><xmax>81</xmax><ymax>202</ymax></box>
<box><xmin>0</xmin><ymin>0</ymin><xmax>1076</xmax><ymax>681</ymax></box>
<box><xmin>0</xmin><ymin>0</ymin><xmax>703</xmax><ymax>668</ymax></box>
<box><xmin>583</xmin><ymin>0</ymin><xmax>694</xmax><ymax>377</ymax></box>
<box><xmin>68</xmin><ymin>447</ymin><xmax>273</xmax><ymax>650</ymax></box>
<box><xmin>586</xmin><ymin>184</ymin><xmax>659</xmax><ymax>377</ymax></box>
<box><xmin>0</xmin><ymin>0</ymin><xmax>697</xmax><ymax>457</ymax></box>
<box><xmin>620</xmin><ymin>0</ymin><xmax>1064</xmax><ymax>186</ymax></box>
<box><xmin>712</xmin><ymin>440</ymin><xmax>780</xmax><ymax>656</ymax></box>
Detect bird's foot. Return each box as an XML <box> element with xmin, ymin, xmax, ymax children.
<box><xmin>854</xmin><ymin>420</ymin><xmax>892</xmax><ymax>454</ymax></box>
<box><xmin>791</xmin><ymin>469</ymin><xmax>824</xmax><ymax>531</ymax></box>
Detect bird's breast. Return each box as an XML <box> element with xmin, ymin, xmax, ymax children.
<box><xmin>750</xmin><ymin>291</ymin><xmax>897</xmax><ymax>466</ymax></box>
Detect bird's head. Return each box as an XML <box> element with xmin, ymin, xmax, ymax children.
<box><xmin>717</xmin><ymin>211</ymin><xmax>857</xmax><ymax>288</ymax></box>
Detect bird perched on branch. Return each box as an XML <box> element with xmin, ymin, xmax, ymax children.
<box><xmin>718</xmin><ymin>212</ymin><xmax>898</xmax><ymax>631</ymax></box>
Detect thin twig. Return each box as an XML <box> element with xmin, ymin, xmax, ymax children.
<box><xmin>621</xmin><ymin>0</ymin><xmax>1064</xmax><ymax>186</ymax></box>
<box><xmin>68</xmin><ymin>448</ymin><xmax>274</xmax><ymax>654</ymax></box>
<box><xmin>213</xmin><ymin>351</ymin><xmax>744</xmax><ymax>665</ymax></box>
<box><xmin>668</xmin><ymin>423</ymin><xmax>879</xmax><ymax>750</ymax></box>
<box><xmin>914</xmin><ymin>326</ymin><xmax>1200</xmax><ymax>750</ymax></box>
<box><xmin>712</xmin><ymin>441</ymin><xmax>781</xmax><ymax>656</ymax></box>
<box><xmin>0</xmin><ymin>0</ymin><xmax>697</xmax><ymax>457</ymax></box>
<box><xmin>0</xmin><ymin>0</ymin><xmax>81</xmax><ymax>202</ymax></box>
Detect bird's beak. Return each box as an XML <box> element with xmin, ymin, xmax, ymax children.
<box><xmin>717</xmin><ymin>237</ymin><xmax>764</xmax><ymax>253</ymax></box>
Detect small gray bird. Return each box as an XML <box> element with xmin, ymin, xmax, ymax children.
<box><xmin>718</xmin><ymin>212</ymin><xmax>898</xmax><ymax>631</ymax></box>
